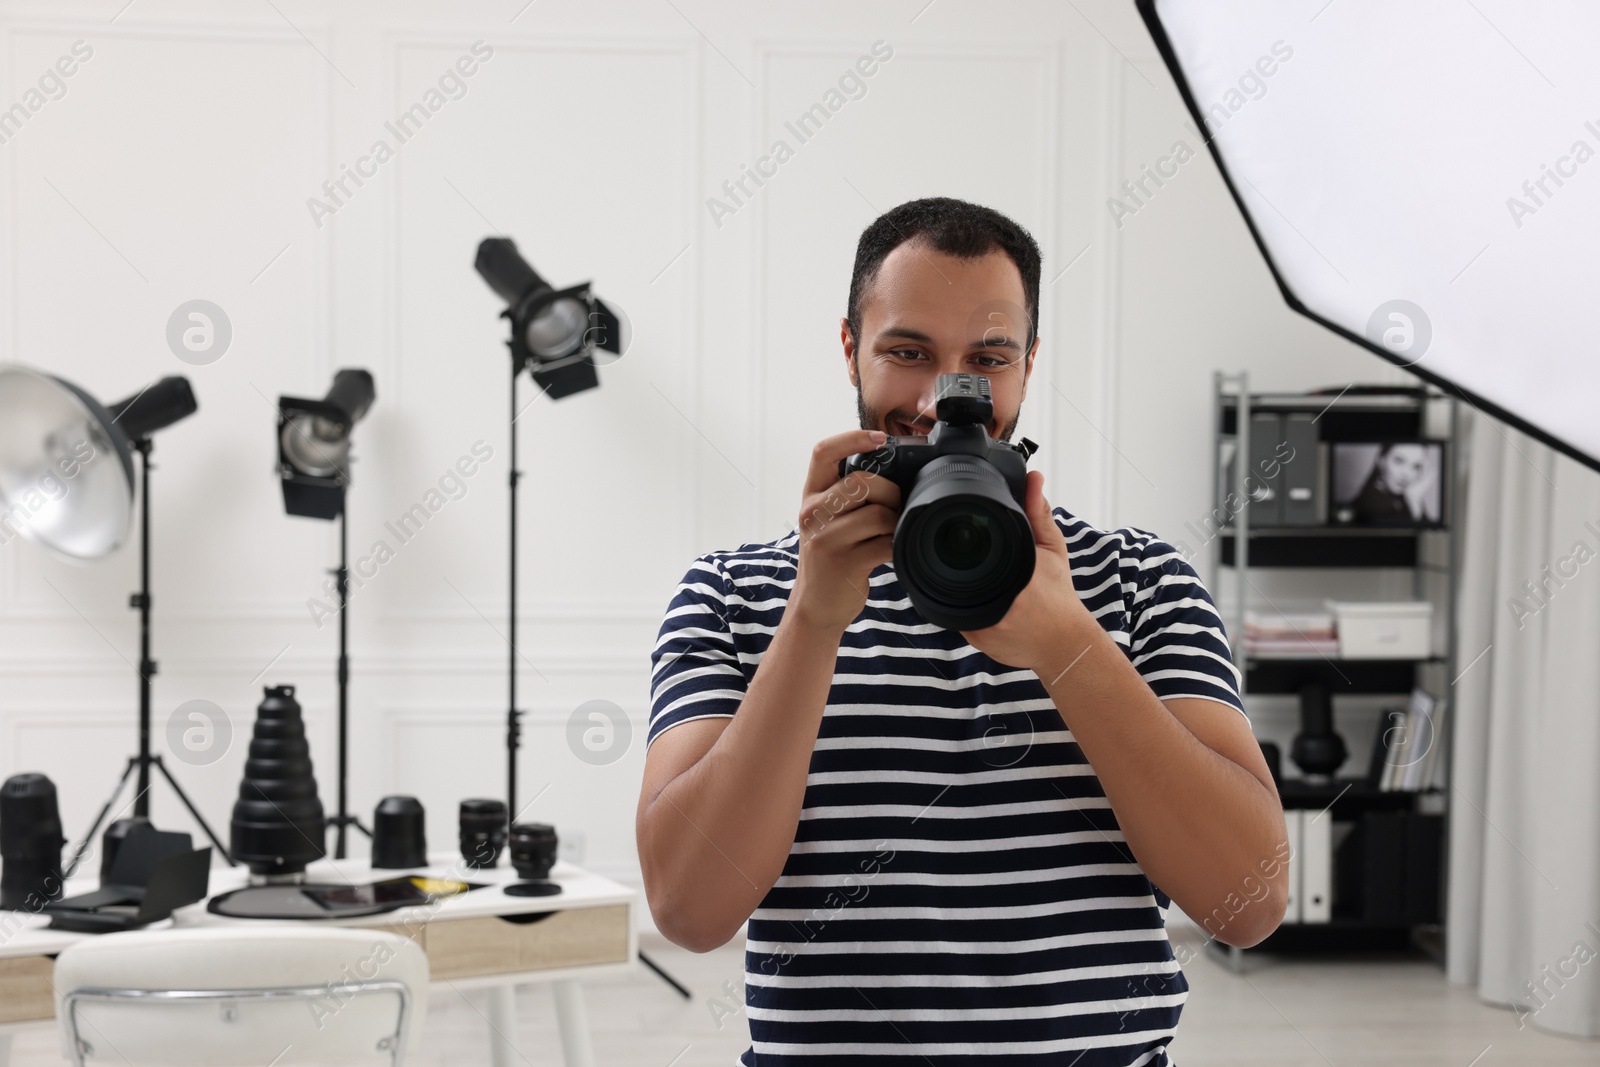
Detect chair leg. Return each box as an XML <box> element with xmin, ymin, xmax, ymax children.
<box><xmin>486</xmin><ymin>985</ymin><xmax>520</xmax><ymax>1067</ymax></box>
<box><xmin>552</xmin><ymin>980</ymin><xmax>597</xmax><ymax>1067</ymax></box>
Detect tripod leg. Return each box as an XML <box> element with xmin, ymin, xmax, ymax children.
<box><xmin>637</xmin><ymin>950</ymin><xmax>692</xmax><ymax>1000</ymax></box>
<box><xmin>63</xmin><ymin>758</ymin><xmax>139</xmax><ymax>880</ymax></box>
<box><xmin>151</xmin><ymin>756</ymin><xmax>235</xmax><ymax>865</ymax></box>
<box><xmin>324</xmin><ymin>815</ymin><xmax>373</xmax><ymax>858</ymax></box>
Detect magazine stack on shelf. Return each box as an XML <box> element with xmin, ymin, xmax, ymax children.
<box><xmin>1243</xmin><ymin>609</ymin><xmax>1339</xmax><ymax>657</ymax></box>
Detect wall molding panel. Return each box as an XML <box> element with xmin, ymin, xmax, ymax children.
<box><xmin>1</xmin><ymin>0</ymin><xmax>1380</xmax><ymax>895</ymax></box>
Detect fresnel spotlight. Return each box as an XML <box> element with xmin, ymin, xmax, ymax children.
<box><xmin>276</xmin><ymin>368</ymin><xmax>375</xmax><ymax>860</ymax></box>
<box><xmin>474</xmin><ymin>237</ymin><xmax>628</xmax><ymax>401</ymax></box>
<box><xmin>473</xmin><ymin>237</ymin><xmax>627</xmax><ymax>822</ymax></box>
<box><xmin>278</xmin><ymin>369</ymin><xmax>376</xmax><ymax>520</ymax></box>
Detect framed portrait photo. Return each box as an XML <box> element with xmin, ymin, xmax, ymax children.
<box><xmin>1329</xmin><ymin>440</ymin><xmax>1447</xmax><ymax>528</ymax></box>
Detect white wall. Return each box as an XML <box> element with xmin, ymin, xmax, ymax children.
<box><xmin>0</xmin><ymin>0</ymin><xmax>1415</xmax><ymax>890</ymax></box>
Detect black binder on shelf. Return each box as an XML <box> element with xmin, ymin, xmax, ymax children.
<box><xmin>1231</xmin><ymin>411</ymin><xmax>1283</xmax><ymax>525</ymax></box>
<box><xmin>1403</xmin><ymin>813</ymin><xmax>1444</xmax><ymax>924</ymax></box>
<box><xmin>1367</xmin><ymin>707</ymin><xmax>1405</xmax><ymax>788</ymax></box>
<box><xmin>1335</xmin><ymin>811</ymin><xmax>1405</xmax><ymax>924</ymax></box>
<box><xmin>1281</xmin><ymin>412</ymin><xmax>1320</xmax><ymax>524</ymax></box>
<box><xmin>1333</xmin><ymin>811</ymin><xmax>1441</xmax><ymax>926</ymax></box>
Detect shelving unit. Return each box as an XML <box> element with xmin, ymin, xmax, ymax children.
<box><xmin>1206</xmin><ymin>372</ymin><xmax>1462</xmax><ymax>971</ymax></box>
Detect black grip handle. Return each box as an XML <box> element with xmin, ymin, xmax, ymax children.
<box><xmin>474</xmin><ymin>237</ymin><xmax>548</xmax><ymax>304</ymax></box>
<box><xmin>324</xmin><ymin>369</ymin><xmax>375</xmax><ymax>424</ymax></box>
<box><xmin>108</xmin><ymin>376</ymin><xmax>197</xmax><ymax>441</ymax></box>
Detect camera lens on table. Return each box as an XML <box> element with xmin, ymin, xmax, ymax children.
<box><xmin>508</xmin><ymin>822</ymin><xmax>558</xmax><ymax>880</ymax></box>
<box><xmin>459</xmin><ymin>798</ymin><xmax>508</xmax><ymax>869</ymax></box>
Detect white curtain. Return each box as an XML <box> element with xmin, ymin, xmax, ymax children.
<box><xmin>1447</xmin><ymin>404</ymin><xmax>1600</xmax><ymax>1038</ymax></box>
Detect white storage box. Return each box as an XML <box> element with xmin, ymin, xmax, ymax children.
<box><xmin>1324</xmin><ymin>599</ymin><xmax>1433</xmax><ymax>659</ymax></box>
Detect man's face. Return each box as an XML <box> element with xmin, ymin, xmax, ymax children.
<box><xmin>842</xmin><ymin>237</ymin><xmax>1036</xmax><ymax>442</ymax></box>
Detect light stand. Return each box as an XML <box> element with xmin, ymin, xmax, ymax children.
<box><xmin>474</xmin><ymin>237</ymin><xmax>626</xmax><ymax>820</ymax></box>
<box><xmin>276</xmin><ymin>369</ymin><xmax>375</xmax><ymax>861</ymax></box>
<box><xmin>329</xmin><ymin>499</ymin><xmax>360</xmax><ymax>859</ymax></box>
<box><xmin>470</xmin><ymin>239</ymin><xmax>692</xmax><ymax>1001</ymax></box>
<box><xmin>508</xmin><ymin>354</ymin><xmax>522</xmax><ymax>822</ymax></box>
<box><xmin>67</xmin><ymin>439</ymin><xmax>235</xmax><ymax>877</ymax></box>
<box><xmin>49</xmin><ymin>377</ymin><xmax>236</xmax><ymax>877</ymax></box>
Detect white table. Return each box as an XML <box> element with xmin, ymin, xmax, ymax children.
<box><xmin>0</xmin><ymin>854</ymin><xmax>637</xmax><ymax>1067</ymax></box>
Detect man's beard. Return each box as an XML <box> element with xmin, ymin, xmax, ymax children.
<box><xmin>854</xmin><ymin>377</ymin><xmax>1021</xmax><ymax>443</ymax></box>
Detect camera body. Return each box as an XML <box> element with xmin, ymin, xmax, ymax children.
<box><xmin>838</xmin><ymin>374</ymin><xmax>1039</xmax><ymax>631</ymax></box>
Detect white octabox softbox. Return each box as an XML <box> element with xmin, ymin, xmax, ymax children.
<box><xmin>1138</xmin><ymin>0</ymin><xmax>1600</xmax><ymax>474</ymax></box>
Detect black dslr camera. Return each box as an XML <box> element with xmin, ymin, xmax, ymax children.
<box><xmin>838</xmin><ymin>374</ymin><xmax>1039</xmax><ymax>631</ymax></box>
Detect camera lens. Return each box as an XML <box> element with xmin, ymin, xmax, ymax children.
<box><xmin>459</xmin><ymin>799</ymin><xmax>508</xmax><ymax>869</ymax></box>
<box><xmin>913</xmin><ymin>501</ymin><xmax>1011</xmax><ymax>600</ymax></box>
<box><xmin>933</xmin><ymin>511</ymin><xmax>994</xmax><ymax>572</ymax></box>
<box><xmin>1</xmin><ymin>773</ymin><xmax>66</xmax><ymax>910</ymax></box>
<box><xmin>508</xmin><ymin>822</ymin><xmax>558</xmax><ymax>880</ymax></box>
<box><xmin>895</xmin><ymin>456</ymin><xmax>1034</xmax><ymax>631</ymax></box>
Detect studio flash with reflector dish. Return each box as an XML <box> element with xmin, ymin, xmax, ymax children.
<box><xmin>0</xmin><ymin>364</ymin><xmax>231</xmax><ymax>874</ymax></box>
<box><xmin>0</xmin><ymin>366</ymin><xmax>193</xmax><ymax>560</ymax></box>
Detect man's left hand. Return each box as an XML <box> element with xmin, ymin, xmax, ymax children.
<box><xmin>958</xmin><ymin>469</ymin><xmax>1093</xmax><ymax>674</ymax></box>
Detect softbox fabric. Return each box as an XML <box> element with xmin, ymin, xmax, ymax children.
<box><xmin>1139</xmin><ymin>0</ymin><xmax>1600</xmax><ymax>473</ymax></box>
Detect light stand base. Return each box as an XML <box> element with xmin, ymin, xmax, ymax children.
<box><xmin>65</xmin><ymin>754</ymin><xmax>233</xmax><ymax>879</ymax></box>
<box><xmin>638</xmin><ymin>951</ymin><xmax>692</xmax><ymax>999</ymax></box>
<box><xmin>327</xmin><ymin>813</ymin><xmax>372</xmax><ymax>860</ymax></box>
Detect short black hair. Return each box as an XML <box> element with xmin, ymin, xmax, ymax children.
<box><xmin>846</xmin><ymin>197</ymin><xmax>1042</xmax><ymax>354</ymax></box>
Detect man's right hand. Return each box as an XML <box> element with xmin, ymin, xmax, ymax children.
<box><xmin>790</xmin><ymin>429</ymin><xmax>903</xmax><ymax>633</ymax></box>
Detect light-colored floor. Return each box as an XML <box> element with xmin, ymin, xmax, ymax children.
<box><xmin>9</xmin><ymin>918</ymin><xmax>1596</xmax><ymax>1065</ymax></box>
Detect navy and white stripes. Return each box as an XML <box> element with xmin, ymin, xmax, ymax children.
<box><xmin>649</xmin><ymin>507</ymin><xmax>1246</xmax><ymax>1066</ymax></box>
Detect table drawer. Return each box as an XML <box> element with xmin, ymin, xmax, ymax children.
<box><xmin>0</xmin><ymin>955</ymin><xmax>55</xmax><ymax>1023</ymax></box>
<box><xmin>424</xmin><ymin>904</ymin><xmax>629</xmax><ymax>980</ymax></box>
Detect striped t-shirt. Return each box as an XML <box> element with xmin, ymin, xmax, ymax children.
<box><xmin>647</xmin><ymin>506</ymin><xmax>1247</xmax><ymax>1066</ymax></box>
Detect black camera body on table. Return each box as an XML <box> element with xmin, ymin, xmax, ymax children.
<box><xmin>837</xmin><ymin>374</ymin><xmax>1039</xmax><ymax>632</ymax></box>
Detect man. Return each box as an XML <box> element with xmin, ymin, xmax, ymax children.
<box><xmin>637</xmin><ymin>197</ymin><xmax>1288</xmax><ymax>1065</ymax></box>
